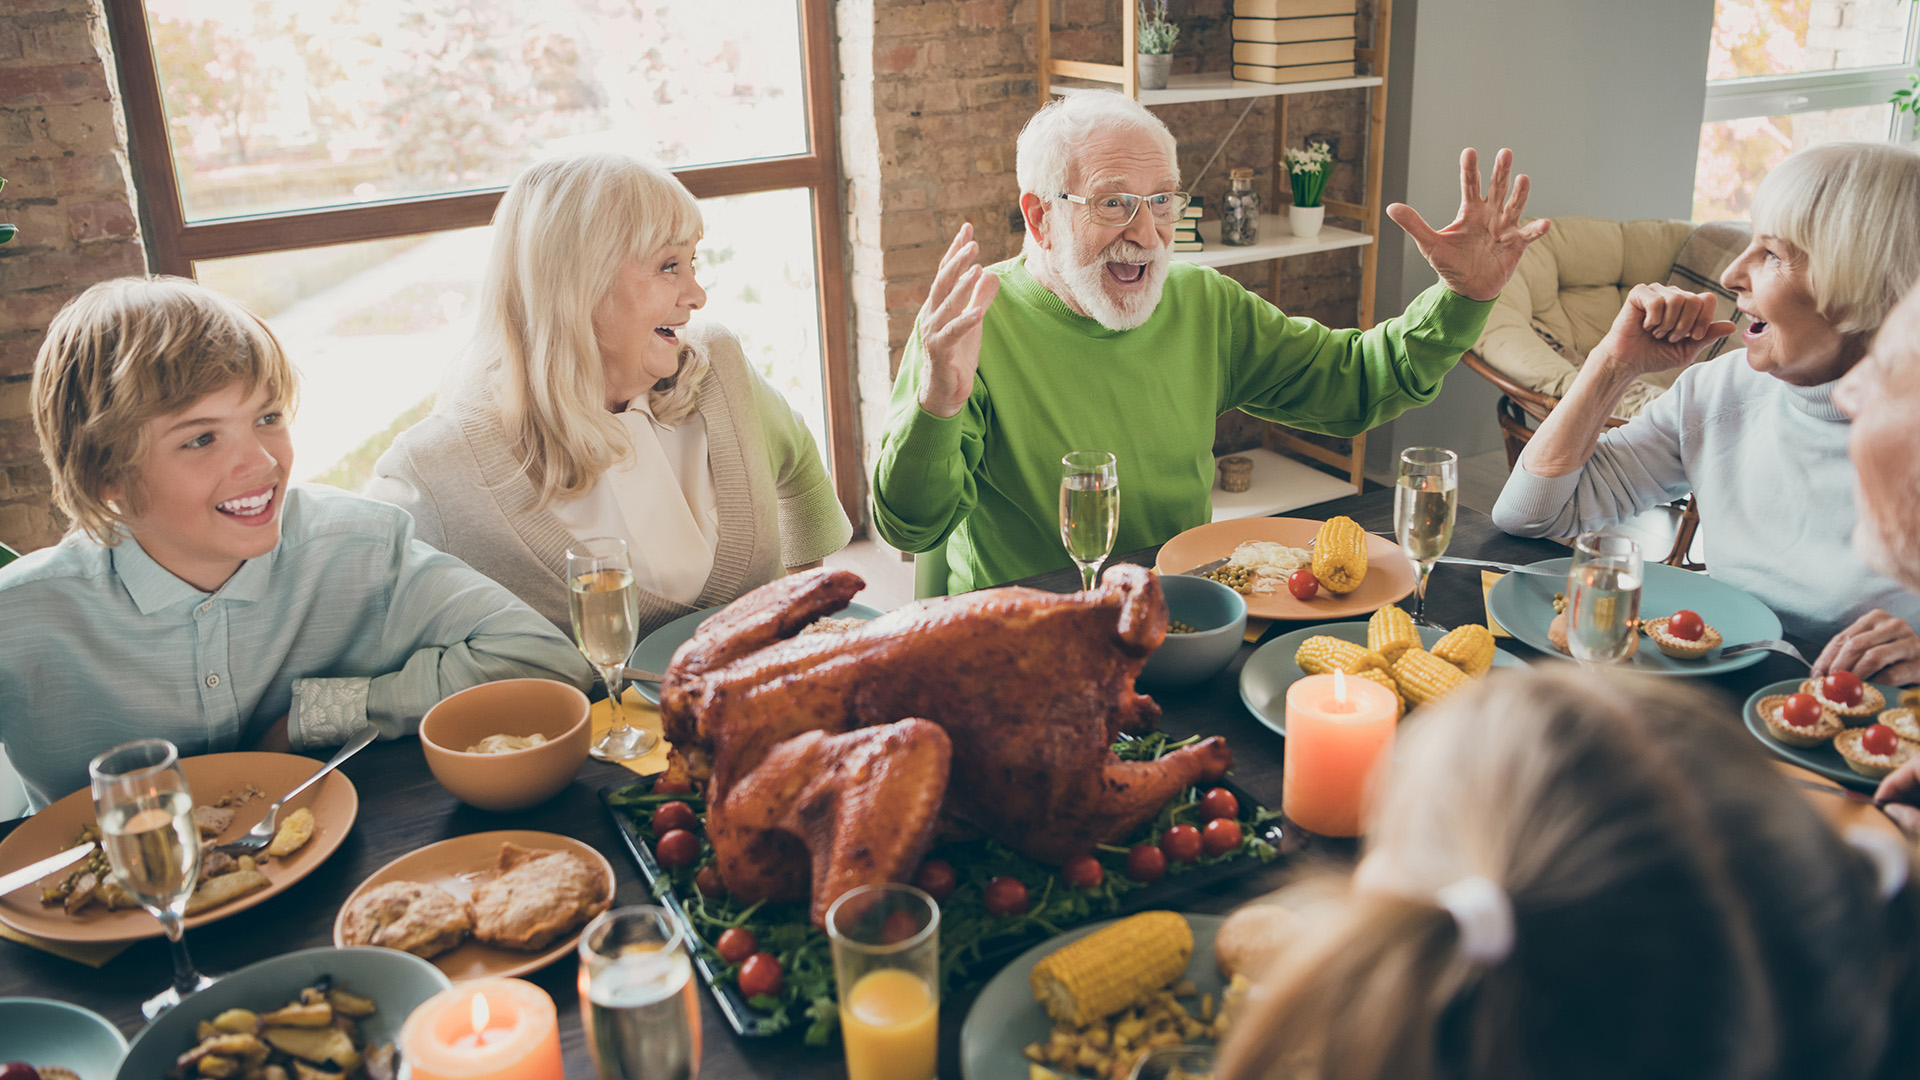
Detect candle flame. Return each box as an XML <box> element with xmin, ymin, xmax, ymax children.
<box><xmin>470</xmin><ymin>990</ymin><xmax>490</xmax><ymax>1037</ymax></box>
<box><xmin>1332</xmin><ymin>668</ymin><xmax>1348</xmax><ymax>703</ymax></box>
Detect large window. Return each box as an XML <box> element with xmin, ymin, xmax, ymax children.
<box><xmin>1694</xmin><ymin>0</ymin><xmax>1920</xmax><ymax>220</ymax></box>
<box><xmin>108</xmin><ymin>0</ymin><xmax>856</xmax><ymax>517</ymax></box>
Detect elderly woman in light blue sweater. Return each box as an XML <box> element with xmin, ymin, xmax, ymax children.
<box><xmin>1493</xmin><ymin>141</ymin><xmax>1920</xmax><ymax>685</ymax></box>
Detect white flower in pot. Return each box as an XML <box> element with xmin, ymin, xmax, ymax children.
<box><xmin>1284</xmin><ymin>141</ymin><xmax>1334</xmax><ymax>240</ymax></box>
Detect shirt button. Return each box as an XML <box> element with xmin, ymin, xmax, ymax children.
<box><xmin>197</xmin><ymin>602</ymin><xmax>212</xmax><ymax>614</ymax></box>
<box><xmin>206</xmin><ymin>673</ymin><xmax>221</xmax><ymax>688</ymax></box>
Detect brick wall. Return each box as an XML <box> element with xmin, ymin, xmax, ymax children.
<box><xmin>0</xmin><ymin>0</ymin><xmax>146</xmax><ymax>552</ymax></box>
<box><xmin>840</xmin><ymin>0</ymin><xmax>1373</xmax><ymax>486</ymax></box>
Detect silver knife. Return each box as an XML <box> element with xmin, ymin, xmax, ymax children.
<box><xmin>1435</xmin><ymin>556</ymin><xmax>1563</xmax><ymax>578</ymax></box>
<box><xmin>620</xmin><ymin>667</ymin><xmax>666</xmax><ymax>684</ymax></box>
<box><xmin>0</xmin><ymin>841</ymin><xmax>96</xmax><ymax>898</ymax></box>
<box><xmin>1177</xmin><ymin>557</ymin><xmax>1230</xmax><ymax>577</ymax></box>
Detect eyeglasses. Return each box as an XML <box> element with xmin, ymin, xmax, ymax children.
<box><xmin>1058</xmin><ymin>190</ymin><xmax>1192</xmax><ymax>227</ymax></box>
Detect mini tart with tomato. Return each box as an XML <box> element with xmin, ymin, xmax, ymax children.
<box><xmin>1756</xmin><ymin>694</ymin><xmax>1843</xmax><ymax>748</ymax></box>
<box><xmin>1879</xmin><ymin>706</ymin><xmax>1920</xmax><ymax>744</ymax></box>
<box><xmin>1643</xmin><ymin>615</ymin><xmax>1722</xmax><ymax>660</ymax></box>
<box><xmin>1799</xmin><ymin>679</ymin><xmax>1886</xmax><ymax>722</ymax></box>
<box><xmin>1832</xmin><ymin>726</ymin><xmax>1917</xmax><ymax>780</ymax></box>
<box><xmin>1547</xmin><ymin>612</ymin><xmax>1639</xmax><ymax>658</ymax></box>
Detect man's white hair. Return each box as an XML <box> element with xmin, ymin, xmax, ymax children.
<box><xmin>1015</xmin><ymin>91</ymin><xmax>1179</xmax><ymax>207</ymax></box>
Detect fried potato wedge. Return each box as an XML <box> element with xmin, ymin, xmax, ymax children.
<box><xmin>267</xmin><ymin>808</ymin><xmax>316</xmax><ymax>859</ymax></box>
<box><xmin>184</xmin><ymin>868</ymin><xmax>270</xmax><ymax>916</ymax></box>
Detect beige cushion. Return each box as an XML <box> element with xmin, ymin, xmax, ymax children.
<box><xmin>1476</xmin><ymin>217</ymin><xmax>1697</xmax><ymax>417</ymax></box>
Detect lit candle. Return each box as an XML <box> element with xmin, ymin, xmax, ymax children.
<box><xmin>398</xmin><ymin>978</ymin><xmax>564</xmax><ymax>1080</ymax></box>
<box><xmin>1281</xmin><ymin>670</ymin><xmax>1399</xmax><ymax>837</ymax></box>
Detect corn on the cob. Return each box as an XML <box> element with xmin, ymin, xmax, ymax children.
<box><xmin>1367</xmin><ymin>604</ymin><xmax>1420</xmax><ymax>661</ymax></box>
<box><xmin>1353</xmin><ymin>666</ymin><xmax>1405</xmax><ymax>717</ymax></box>
<box><xmin>1431</xmin><ymin>623</ymin><xmax>1495</xmax><ymax>676</ymax></box>
<box><xmin>1294</xmin><ymin>635</ymin><xmax>1390</xmax><ymax>676</ymax></box>
<box><xmin>1390</xmin><ymin>648</ymin><xmax>1471</xmax><ymax>707</ymax></box>
<box><xmin>1310</xmin><ymin>516</ymin><xmax>1369</xmax><ymax>594</ymax></box>
<box><xmin>1030</xmin><ymin>910</ymin><xmax>1193</xmax><ymax>1026</ymax></box>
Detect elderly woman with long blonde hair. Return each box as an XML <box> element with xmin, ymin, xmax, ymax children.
<box><xmin>1493</xmin><ymin>141</ymin><xmax>1920</xmax><ymax>685</ymax></box>
<box><xmin>370</xmin><ymin>153</ymin><xmax>851</xmax><ymax>639</ymax></box>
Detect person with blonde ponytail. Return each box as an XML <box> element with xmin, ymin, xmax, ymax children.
<box><xmin>369</xmin><ymin>152</ymin><xmax>851</xmax><ymax>637</ymax></box>
<box><xmin>1217</xmin><ymin>667</ymin><xmax>1920</xmax><ymax>1080</ymax></box>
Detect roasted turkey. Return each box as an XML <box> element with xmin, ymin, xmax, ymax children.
<box><xmin>659</xmin><ymin>564</ymin><xmax>1231</xmax><ymax>926</ymax></box>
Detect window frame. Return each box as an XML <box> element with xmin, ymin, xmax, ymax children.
<box><xmin>1701</xmin><ymin>5</ymin><xmax>1920</xmax><ymax>137</ymax></box>
<box><xmin>104</xmin><ymin>0</ymin><xmax>861</xmax><ymax>526</ymax></box>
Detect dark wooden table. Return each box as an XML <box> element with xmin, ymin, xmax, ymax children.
<box><xmin>0</xmin><ymin>490</ymin><xmax>1811</xmax><ymax>1078</ymax></box>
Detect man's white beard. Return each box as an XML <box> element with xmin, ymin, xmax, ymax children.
<box><xmin>1054</xmin><ymin>221</ymin><xmax>1170</xmax><ymax>332</ymax></box>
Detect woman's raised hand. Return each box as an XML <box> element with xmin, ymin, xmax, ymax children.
<box><xmin>916</xmin><ymin>223</ymin><xmax>1001</xmax><ymax>419</ymax></box>
<box><xmin>1385</xmin><ymin>147</ymin><xmax>1551</xmax><ymax>303</ymax></box>
<box><xmin>1588</xmin><ymin>283</ymin><xmax>1739</xmax><ymax>381</ymax></box>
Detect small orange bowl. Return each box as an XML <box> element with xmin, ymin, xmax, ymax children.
<box><xmin>419</xmin><ymin>679</ymin><xmax>591</xmax><ymax>812</ymax></box>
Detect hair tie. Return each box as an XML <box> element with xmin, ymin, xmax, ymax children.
<box><xmin>1436</xmin><ymin>876</ymin><xmax>1514</xmax><ymax>965</ymax></box>
<box><xmin>1845</xmin><ymin>826</ymin><xmax>1911</xmax><ymax>901</ymax></box>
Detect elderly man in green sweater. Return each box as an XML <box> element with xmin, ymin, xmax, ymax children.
<box><xmin>871</xmin><ymin>91</ymin><xmax>1551</xmax><ymax>594</ymax></box>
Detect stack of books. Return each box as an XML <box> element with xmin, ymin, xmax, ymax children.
<box><xmin>1174</xmin><ymin>196</ymin><xmax>1203</xmax><ymax>252</ymax></box>
<box><xmin>1231</xmin><ymin>0</ymin><xmax>1357</xmax><ymax>85</ymax></box>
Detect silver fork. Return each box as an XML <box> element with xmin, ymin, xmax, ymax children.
<box><xmin>213</xmin><ymin>726</ymin><xmax>377</xmax><ymax>857</ymax></box>
<box><xmin>1718</xmin><ymin>638</ymin><xmax>1810</xmax><ymax>667</ymax></box>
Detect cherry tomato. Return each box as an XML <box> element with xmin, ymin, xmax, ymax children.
<box><xmin>694</xmin><ymin>865</ymin><xmax>727</xmax><ymax>898</ymax></box>
<box><xmin>1202</xmin><ymin>817</ymin><xmax>1243</xmax><ymax>856</ymax></box>
<box><xmin>882</xmin><ymin>910</ymin><xmax>922</xmax><ymax>944</ymax></box>
<box><xmin>1126</xmin><ymin>844</ymin><xmax>1167</xmax><ymax>883</ymax></box>
<box><xmin>1781</xmin><ymin>693</ymin><xmax>1825</xmax><ymax>729</ymax></box>
<box><xmin>913</xmin><ymin>859</ymin><xmax>957</xmax><ymax>902</ymax></box>
<box><xmin>1863</xmin><ymin>724</ymin><xmax>1900</xmax><ymax>757</ymax></box>
<box><xmin>739</xmin><ymin>952</ymin><xmax>783</xmax><ymax>999</ymax></box>
<box><xmin>0</xmin><ymin>1064</ymin><xmax>42</xmax><ymax>1080</ymax></box>
<box><xmin>1199</xmin><ymin>787</ymin><xmax>1239</xmax><ymax>821</ymax></box>
<box><xmin>1666</xmin><ymin>609</ymin><xmax>1705</xmax><ymax>642</ymax></box>
<box><xmin>1160</xmin><ymin>824</ymin><xmax>1203</xmax><ymax>864</ymax></box>
<box><xmin>983</xmin><ymin>876</ymin><xmax>1030</xmax><ymax>916</ymax></box>
<box><xmin>655</xmin><ymin>828</ymin><xmax>700</xmax><ymax>870</ymax></box>
<box><xmin>716</xmin><ymin>927</ymin><xmax>758</xmax><ymax>964</ymax></box>
<box><xmin>1287</xmin><ymin>567</ymin><xmax>1319</xmax><ymax>602</ymax></box>
<box><xmin>1823</xmin><ymin>671</ymin><xmax>1866</xmax><ymax>707</ymax></box>
<box><xmin>1062</xmin><ymin>854</ymin><xmax>1104</xmax><ymax>890</ymax></box>
<box><xmin>652</xmin><ymin>801</ymin><xmax>698</xmax><ymax>835</ymax></box>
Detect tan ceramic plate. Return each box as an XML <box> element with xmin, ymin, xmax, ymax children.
<box><xmin>331</xmin><ymin>830</ymin><xmax>615</xmax><ymax>983</ymax></box>
<box><xmin>0</xmin><ymin>752</ymin><xmax>358</xmax><ymax>944</ymax></box>
<box><xmin>1155</xmin><ymin>517</ymin><xmax>1417</xmax><ymax>620</ymax></box>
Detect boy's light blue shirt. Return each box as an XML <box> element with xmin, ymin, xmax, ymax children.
<box><xmin>0</xmin><ymin>484</ymin><xmax>594</xmax><ymax>810</ymax></box>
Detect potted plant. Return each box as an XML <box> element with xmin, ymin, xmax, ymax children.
<box><xmin>1283</xmin><ymin>141</ymin><xmax>1333</xmax><ymax>240</ymax></box>
<box><xmin>0</xmin><ymin>178</ymin><xmax>14</xmax><ymax>245</ymax></box>
<box><xmin>1136</xmin><ymin>0</ymin><xmax>1178</xmax><ymax>91</ymax></box>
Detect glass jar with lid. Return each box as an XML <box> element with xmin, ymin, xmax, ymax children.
<box><xmin>1221</xmin><ymin>167</ymin><xmax>1260</xmax><ymax>246</ymax></box>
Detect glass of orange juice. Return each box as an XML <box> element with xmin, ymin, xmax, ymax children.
<box><xmin>825</xmin><ymin>883</ymin><xmax>940</xmax><ymax>1080</ymax></box>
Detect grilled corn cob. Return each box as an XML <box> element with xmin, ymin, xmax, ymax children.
<box><xmin>1294</xmin><ymin>635</ymin><xmax>1390</xmax><ymax>676</ymax></box>
<box><xmin>1367</xmin><ymin>604</ymin><xmax>1420</xmax><ymax>661</ymax></box>
<box><xmin>1431</xmin><ymin>623</ymin><xmax>1495</xmax><ymax>676</ymax></box>
<box><xmin>1353</xmin><ymin>666</ymin><xmax>1405</xmax><ymax>717</ymax></box>
<box><xmin>1030</xmin><ymin>910</ymin><xmax>1194</xmax><ymax>1026</ymax></box>
<box><xmin>1390</xmin><ymin>648</ymin><xmax>1471</xmax><ymax>707</ymax></box>
<box><xmin>1310</xmin><ymin>516</ymin><xmax>1369</xmax><ymax>594</ymax></box>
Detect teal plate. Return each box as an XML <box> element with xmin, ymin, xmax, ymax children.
<box><xmin>0</xmin><ymin>998</ymin><xmax>127</xmax><ymax>1080</ymax></box>
<box><xmin>628</xmin><ymin>601</ymin><xmax>885</xmax><ymax>704</ymax></box>
<box><xmin>1742</xmin><ymin>678</ymin><xmax>1902</xmax><ymax>792</ymax></box>
<box><xmin>960</xmin><ymin>914</ymin><xmax>1224</xmax><ymax>1080</ymax></box>
<box><xmin>1486</xmin><ymin>558</ymin><xmax>1782</xmax><ymax>676</ymax></box>
<box><xmin>1240</xmin><ymin>622</ymin><xmax>1526</xmax><ymax>737</ymax></box>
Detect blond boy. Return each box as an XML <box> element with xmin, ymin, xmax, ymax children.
<box><xmin>0</xmin><ymin>277</ymin><xmax>591</xmax><ymax>809</ymax></box>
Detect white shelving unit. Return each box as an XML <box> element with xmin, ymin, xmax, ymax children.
<box><xmin>1052</xmin><ymin>72</ymin><xmax>1383</xmax><ymax>107</ymax></box>
<box><xmin>1178</xmin><ymin>214</ymin><xmax>1373</xmax><ymax>271</ymax></box>
<box><xmin>1211</xmin><ymin>448</ymin><xmax>1357</xmax><ymax>521</ymax></box>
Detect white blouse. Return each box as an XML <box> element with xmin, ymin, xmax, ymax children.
<box><xmin>550</xmin><ymin>399</ymin><xmax>720</xmax><ymax>606</ymax></box>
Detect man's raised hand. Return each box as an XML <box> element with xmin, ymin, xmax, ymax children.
<box><xmin>1386</xmin><ymin>148</ymin><xmax>1551</xmax><ymax>303</ymax></box>
<box><xmin>917</xmin><ymin>223</ymin><xmax>1001</xmax><ymax>419</ymax></box>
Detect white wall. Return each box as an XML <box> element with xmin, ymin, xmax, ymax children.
<box><xmin>1368</xmin><ymin>0</ymin><xmax>1716</xmax><ymax>476</ymax></box>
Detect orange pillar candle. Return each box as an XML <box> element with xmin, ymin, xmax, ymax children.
<box><xmin>1281</xmin><ymin>670</ymin><xmax>1399</xmax><ymax>837</ymax></box>
<box><xmin>398</xmin><ymin>978</ymin><xmax>564</xmax><ymax>1080</ymax></box>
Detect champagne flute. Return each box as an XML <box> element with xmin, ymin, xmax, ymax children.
<box><xmin>1566</xmin><ymin>531</ymin><xmax>1643</xmax><ymax>666</ymax></box>
<box><xmin>89</xmin><ymin>738</ymin><xmax>216</xmax><ymax>1018</ymax></box>
<box><xmin>1394</xmin><ymin>447</ymin><xmax>1458</xmax><ymax>625</ymax></box>
<box><xmin>1060</xmin><ymin>450</ymin><xmax>1119</xmax><ymax>592</ymax></box>
<box><xmin>568</xmin><ymin>537</ymin><xmax>655</xmax><ymax>761</ymax></box>
<box><xmin>578</xmin><ymin>906</ymin><xmax>701</xmax><ymax>1080</ymax></box>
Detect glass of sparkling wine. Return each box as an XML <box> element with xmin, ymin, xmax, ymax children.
<box><xmin>89</xmin><ymin>738</ymin><xmax>216</xmax><ymax>1018</ymax></box>
<box><xmin>568</xmin><ymin>537</ymin><xmax>654</xmax><ymax>761</ymax></box>
<box><xmin>826</xmin><ymin>883</ymin><xmax>940</xmax><ymax>1080</ymax></box>
<box><xmin>1394</xmin><ymin>447</ymin><xmax>1458</xmax><ymax>624</ymax></box>
<box><xmin>578</xmin><ymin>906</ymin><xmax>701</xmax><ymax>1080</ymax></box>
<box><xmin>1567</xmin><ymin>531</ymin><xmax>1643</xmax><ymax>666</ymax></box>
<box><xmin>1060</xmin><ymin>450</ymin><xmax>1119</xmax><ymax>592</ymax></box>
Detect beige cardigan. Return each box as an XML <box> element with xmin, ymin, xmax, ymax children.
<box><xmin>366</xmin><ymin>322</ymin><xmax>852</xmax><ymax>635</ymax></box>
